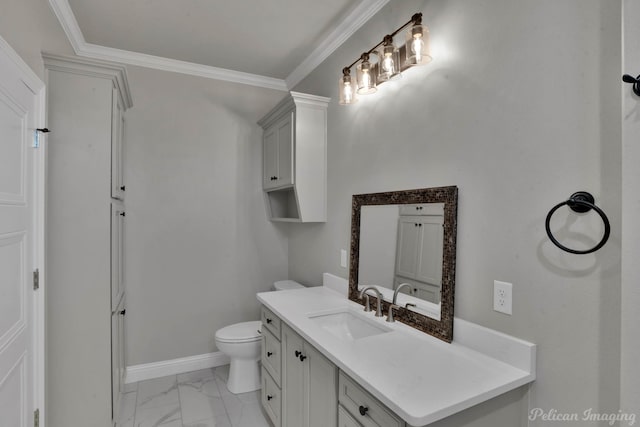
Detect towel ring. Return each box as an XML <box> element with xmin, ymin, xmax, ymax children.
<box><xmin>545</xmin><ymin>191</ymin><xmax>610</xmax><ymax>255</ymax></box>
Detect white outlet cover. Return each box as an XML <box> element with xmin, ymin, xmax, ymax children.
<box><xmin>493</xmin><ymin>280</ymin><xmax>513</xmax><ymax>315</ymax></box>
<box><xmin>340</xmin><ymin>249</ymin><xmax>348</xmax><ymax>268</ymax></box>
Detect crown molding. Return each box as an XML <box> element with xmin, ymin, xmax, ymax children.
<box><xmin>77</xmin><ymin>43</ymin><xmax>288</xmax><ymax>91</ymax></box>
<box><xmin>47</xmin><ymin>0</ymin><xmax>85</xmax><ymax>52</ymax></box>
<box><xmin>47</xmin><ymin>0</ymin><xmax>388</xmax><ymax>92</ymax></box>
<box><xmin>285</xmin><ymin>0</ymin><xmax>391</xmax><ymax>89</ymax></box>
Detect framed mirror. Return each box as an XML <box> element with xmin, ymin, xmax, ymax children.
<box><xmin>349</xmin><ymin>186</ymin><xmax>458</xmax><ymax>342</ymax></box>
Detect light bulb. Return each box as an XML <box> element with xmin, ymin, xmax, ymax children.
<box><xmin>343</xmin><ymin>81</ymin><xmax>352</xmax><ymax>103</ymax></box>
<box><xmin>362</xmin><ymin>70</ymin><xmax>371</xmax><ymax>90</ymax></box>
<box><xmin>382</xmin><ymin>55</ymin><xmax>394</xmax><ymax>73</ymax></box>
<box><xmin>412</xmin><ymin>37</ymin><xmax>424</xmax><ymax>63</ymax></box>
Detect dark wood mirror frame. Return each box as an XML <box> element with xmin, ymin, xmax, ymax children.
<box><xmin>349</xmin><ymin>186</ymin><xmax>458</xmax><ymax>342</ymax></box>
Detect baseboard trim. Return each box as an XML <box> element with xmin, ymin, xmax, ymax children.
<box><xmin>125</xmin><ymin>352</ymin><xmax>230</xmax><ymax>384</ymax></box>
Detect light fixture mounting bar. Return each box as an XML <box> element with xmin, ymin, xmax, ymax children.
<box><xmin>342</xmin><ymin>13</ymin><xmax>422</xmax><ymax>71</ymax></box>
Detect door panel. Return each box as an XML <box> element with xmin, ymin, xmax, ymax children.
<box><xmin>0</xmin><ymin>38</ymin><xmax>38</xmax><ymax>427</ymax></box>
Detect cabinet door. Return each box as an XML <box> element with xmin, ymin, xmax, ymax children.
<box><xmin>307</xmin><ymin>343</ymin><xmax>337</xmax><ymax>427</ymax></box>
<box><xmin>263</xmin><ymin>126</ymin><xmax>279</xmax><ymax>189</ymax></box>
<box><xmin>395</xmin><ymin>217</ymin><xmax>420</xmax><ymax>279</ymax></box>
<box><xmin>111</xmin><ymin>298</ymin><xmax>126</xmax><ymax>421</ymax></box>
<box><xmin>111</xmin><ymin>204</ymin><xmax>125</xmax><ymax>311</ymax></box>
<box><xmin>415</xmin><ymin>216</ymin><xmax>444</xmax><ymax>285</ymax></box>
<box><xmin>111</xmin><ymin>88</ymin><xmax>126</xmax><ymax>200</ymax></box>
<box><xmin>275</xmin><ymin>112</ymin><xmax>294</xmax><ymax>187</ymax></box>
<box><xmin>282</xmin><ymin>324</ymin><xmax>305</xmax><ymax>427</ymax></box>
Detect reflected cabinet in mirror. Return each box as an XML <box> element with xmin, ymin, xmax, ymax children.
<box><xmin>349</xmin><ymin>186</ymin><xmax>458</xmax><ymax>342</ymax></box>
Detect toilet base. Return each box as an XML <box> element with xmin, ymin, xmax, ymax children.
<box><xmin>226</xmin><ymin>359</ymin><xmax>261</xmax><ymax>394</ymax></box>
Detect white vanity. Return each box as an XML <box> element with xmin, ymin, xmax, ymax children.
<box><xmin>258</xmin><ymin>286</ymin><xmax>535</xmax><ymax>427</ymax></box>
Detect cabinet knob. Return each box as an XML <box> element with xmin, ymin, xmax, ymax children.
<box><xmin>299</xmin><ymin>354</ymin><xmax>307</xmax><ymax>362</ymax></box>
<box><xmin>359</xmin><ymin>406</ymin><xmax>369</xmax><ymax>416</ymax></box>
<box><xmin>119</xmin><ymin>212</ymin><xmax>126</xmax><ymax>217</ymax></box>
<box><xmin>267</xmin><ymin>395</ymin><xmax>273</xmax><ymax>401</ymax></box>
<box><xmin>295</xmin><ymin>350</ymin><xmax>301</xmax><ymax>357</ymax></box>
<box><xmin>119</xmin><ymin>309</ymin><xmax>126</xmax><ymax>316</ymax></box>
<box><xmin>266</xmin><ymin>318</ymin><xmax>272</xmax><ymax>324</ymax></box>
<box><xmin>267</xmin><ymin>351</ymin><xmax>273</xmax><ymax>357</ymax></box>
<box><xmin>120</xmin><ymin>185</ymin><xmax>125</xmax><ymax>191</ymax></box>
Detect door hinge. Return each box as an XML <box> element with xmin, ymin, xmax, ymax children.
<box><xmin>34</xmin><ymin>408</ymin><xmax>39</xmax><ymax>427</ymax></box>
<box><xmin>33</xmin><ymin>269</ymin><xmax>39</xmax><ymax>290</ymax></box>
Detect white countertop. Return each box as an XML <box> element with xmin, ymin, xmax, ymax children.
<box><xmin>257</xmin><ymin>286</ymin><xmax>536</xmax><ymax>427</ymax></box>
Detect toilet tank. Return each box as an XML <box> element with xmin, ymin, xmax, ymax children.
<box><xmin>274</xmin><ymin>280</ymin><xmax>304</xmax><ymax>291</ymax></box>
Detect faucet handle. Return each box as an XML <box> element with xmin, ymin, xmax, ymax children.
<box><xmin>362</xmin><ymin>294</ymin><xmax>371</xmax><ymax>312</ymax></box>
<box><xmin>386</xmin><ymin>304</ymin><xmax>400</xmax><ymax>322</ymax></box>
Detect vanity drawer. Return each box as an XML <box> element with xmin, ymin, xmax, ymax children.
<box><xmin>338</xmin><ymin>405</ymin><xmax>363</xmax><ymax>427</ymax></box>
<box><xmin>262</xmin><ymin>325</ymin><xmax>281</xmax><ymax>385</ymax></box>
<box><xmin>262</xmin><ymin>368</ymin><xmax>282</xmax><ymax>427</ymax></box>
<box><xmin>338</xmin><ymin>371</ymin><xmax>405</xmax><ymax>427</ymax></box>
<box><xmin>262</xmin><ymin>306</ymin><xmax>281</xmax><ymax>338</ymax></box>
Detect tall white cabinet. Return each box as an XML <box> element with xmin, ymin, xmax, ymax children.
<box><xmin>44</xmin><ymin>54</ymin><xmax>132</xmax><ymax>427</ymax></box>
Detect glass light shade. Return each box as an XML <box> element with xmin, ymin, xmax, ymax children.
<box><xmin>356</xmin><ymin>59</ymin><xmax>377</xmax><ymax>95</ymax></box>
<box><xmin>339</xmin><ymin>73</ymin><xmax>358</xmax><ymax>105</ymax></box>
<box><xmin>405</xmin><ymin>24</ymin><xmax>432</xmax><ymax>66</ymax></box>
<box><xmin>377</xmin><ymin>44</ymin><xmax>402</xmax><ymax>83</ymax></box>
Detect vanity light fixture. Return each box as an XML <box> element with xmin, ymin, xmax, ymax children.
<box><xmin>339</xmin><ymin>12</ymin><xmax>432</xmax><ymax>105</ymax></box>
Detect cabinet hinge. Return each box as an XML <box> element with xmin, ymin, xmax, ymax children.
<box><xmin>34</xmin><ymin>408</ymin><xmax>39</xmax><ymax>427</ymax></box>
<box><xmin>33</xmin><ymin>269</ymin><xmax>39</xmax><ymax>290</ymax></box>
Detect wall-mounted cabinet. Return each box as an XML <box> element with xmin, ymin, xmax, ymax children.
<box><xmin>258</xmin><ymin>92</ymin><xmax>330</xmax><ymax>222</ymax></box>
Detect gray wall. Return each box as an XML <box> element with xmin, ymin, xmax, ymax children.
<box><xmin>123</xmin><ymin>66</ymin><xmax>289</xmax><ymax>364</ymax></box>
<box><xmin>291</xmin><ymin>0</ymin><xmax>623</xmax><ymax>426</ymax></box>
<box><xmin>0</xmin><ymin>0</ymin><xmax>73</xmax><ymax>78</ymax></box>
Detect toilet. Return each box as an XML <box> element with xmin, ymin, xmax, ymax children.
<box><xmin>215</xmin><ymin>280</ymin><xmax>305</xmax><ymax>394</ymax></box>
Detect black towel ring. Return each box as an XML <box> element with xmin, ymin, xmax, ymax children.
<box><xmin>545</xmin><ymin>191</ymin><xmax>610</xmax><ymax>255</ymax></box>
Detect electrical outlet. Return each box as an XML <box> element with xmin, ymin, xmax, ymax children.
<box><xmin>340</xmin><ymin>249</ymin><xmax>348</xmax><ymax>268</ymax></box>
<box><xmin>493</xmin><ymin>280</ymin><xmax>513</xmax><ymax>315</ymax></box>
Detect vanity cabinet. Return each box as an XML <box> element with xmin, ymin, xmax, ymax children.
<box><xmin>261</xmin><ymin>307</ymin><xmax>282</xmax><ymax>427</ymax></box>
<box><xmin>260</xmin><ymin>306</ymin><xmax>411</xmax><ymax>427</ymax></box>
<box><xmin>258</xmin><ymin>91</ymin><xmax>330</xmax><ymax>222</ymax></box>
<box><xmin>44</xmin><ymin>54</ymin><xmax>132</xmax><ymax>427</ymax></box>
<box><xmin>281</xmin><ymin>323</ymin><xmax>338</xmax><ymax>427</ymax></box>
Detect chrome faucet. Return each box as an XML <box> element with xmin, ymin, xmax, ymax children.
<box><xmin>359</xmin><ymin>286</ymin><xmax>384</xmax><ymax>317</ymax></box>
<box><xmin>387</xmin><ymin>283</ymin><xmax>412</xmax><ymax>322</ymax></box>
<box><xmin>393</xmin><ymin>283</ymin><xmax>412</xmax><ymax>304</ymax></box>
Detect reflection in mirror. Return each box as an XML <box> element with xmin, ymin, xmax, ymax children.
<box><xmin>359</xmin><ymin>203</ymin><xmax>444</xmax><ymax>320</ymax></box>
<box><xmin>349</xmin><ymin>187</ymin><xmax>457</xmax><ymax>342</ymax></box>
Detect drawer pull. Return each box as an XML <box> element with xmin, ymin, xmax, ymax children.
<box><xmin>295</xmin><ymin>350</ymin><xmax>301</xmax><ymax>357</ymax></box>
<box><xmin>267</xmin><ymin>351</ymin><xmax>273</xmax><ymax>357</ymax></box>
<box><xmin>299</xmin><ymin>354</ymin><xmax>307</xmax><ymax>362</ymax></box>
<box><xmin>266</xmin><ymin>318</ymin><xmax>272</xmax><ymax>324</ymax></box>
<box><xmin>359</xmin><ymin>405</ymin><xmax>369</xmax><ymax>416</ymax></box>
<box><xmin>267</xmin><ymin>395</ymin><xmax>273</xmax><ymax>401</ymax></box>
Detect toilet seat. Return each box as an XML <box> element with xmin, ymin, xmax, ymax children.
<box><xmin>215</xmin><ymin>320</ymin><xmax>262</xmax><ymax>343</ymax></box>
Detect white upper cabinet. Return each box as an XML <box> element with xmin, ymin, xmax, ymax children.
<box><xmin>258</xmin><ymin>92</ymin><xmax>330</xmax><ymax>222</ymax></box>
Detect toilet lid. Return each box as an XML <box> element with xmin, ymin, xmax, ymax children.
<box><xmin>274</xmin><ymin>280</ymin><xmax>304</xmax><ymax>291</ymax></box>
<box><xmin>215</xmin><ymin>320</ymin><xmax>262</xmax><ymax>343</ymax></box>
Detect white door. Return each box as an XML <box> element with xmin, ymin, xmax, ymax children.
<box><xmin>0</xmin><ymin>37</ymin><xmax>44</xmax><ymax>427</ymax></box>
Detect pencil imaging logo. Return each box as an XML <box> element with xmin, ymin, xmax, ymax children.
<box><xmin>528</xmin><ymin>408</ymin><xmax>637</xmax><ymax>425</ymax></box>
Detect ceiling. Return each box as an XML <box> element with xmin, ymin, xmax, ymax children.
<box><xmin>50</xmin><ymin>0</ymin><xmax>390</xmax><ymax>90</ymax></box>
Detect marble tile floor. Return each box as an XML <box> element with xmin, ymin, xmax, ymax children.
<box><xmin>117</xmin><ymin>365</ymin><xmax>271</xmax><ymax>427</ymax></box>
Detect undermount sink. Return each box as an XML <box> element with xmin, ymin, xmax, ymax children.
<box><xmin>308</xmin><ymin>310</ymin><xmax>392</xmax><ymax>341</ymax></box>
